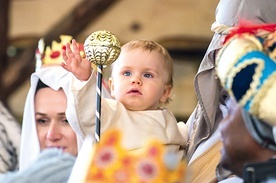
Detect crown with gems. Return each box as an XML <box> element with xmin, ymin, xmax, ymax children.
<box><xmin>216</xmin><ymin>22</ymin><xmax>276</xmax><ymax>127</ymax></box>
<box><xmin>71</xmin><ymin>129</ymin><xmax>187</xmax><ymax>183</ymax></box>
<box><xmin>35</xmin><ymin>35</ymin><xmax>85</xmax><ymax>70</ymax></box>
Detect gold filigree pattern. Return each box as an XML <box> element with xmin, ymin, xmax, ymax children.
<box><xmin>84</xmin><ymin>30</ymin><xmax>121</xmax><ymax>66</ymax></box>
<box><xmin>251</xmin><ymin>72</ymin><xmax>276</xmax><ymax>126</ymax></box>
<box><xmin>215</xmin><ymin>33</ymin><xmax>263</xmax><ymax>86</ymax></box>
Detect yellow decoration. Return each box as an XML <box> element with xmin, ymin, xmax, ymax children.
<box><xmin>83</xmin><ymin>129</ymin><xmax>186</xmax><ymax>183</ymax></box>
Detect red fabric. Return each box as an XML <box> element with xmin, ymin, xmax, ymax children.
<box><xmin>224</xmin><ymin>20</ymin><xmax>276</xmax><ymax>43</ymax></box>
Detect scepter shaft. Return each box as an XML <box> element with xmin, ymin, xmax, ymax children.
<box><xmin>95</xmin><ymin>65</ymin><xmax>103</xmax><ymax>142</ymax></box>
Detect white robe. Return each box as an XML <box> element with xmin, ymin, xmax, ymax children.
<box><xmin>66</xmin><ymin>71</ymin><xmax>188</xmax><ymax>159</ymax></box>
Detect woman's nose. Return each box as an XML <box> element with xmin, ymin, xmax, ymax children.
<box><xmin>46</xmin><ymin>122</ymin><xmax>62</xmax><ymax>141</ymax></box>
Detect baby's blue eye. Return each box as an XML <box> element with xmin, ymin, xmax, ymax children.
<box><xmin>123</xmin><ymin>71</ymin><xmax>131</xmax><ymax>76</ymax></box>
<box><xmin>144</xmin><ymin>73</ymin><xmax>153</xmax><ymax>78</ymax></box>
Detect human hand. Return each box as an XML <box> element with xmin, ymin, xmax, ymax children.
<box><xmin>61</xmin><ymin>39</ymin><xmax>92</xmax><ymax>81</ymax></box>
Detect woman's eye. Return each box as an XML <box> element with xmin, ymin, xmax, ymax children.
<box><xmin>36</xmin><ymin>118</ymin><xmax>48</xmax><ymax>125</ymax></box>
<box><xmin>61</xmin><ymin>119</ymin><xmax>69</xmax><ymax>124</ymax></box>
<box><xmin>144</xmin><ymin>73</ymin><xmax>153</xmax><ymax>78</ymax></box>
<box><xmin>123</xmin><ymin>71</ymin><xmax>131</xmax><ymax>76</ymax></box>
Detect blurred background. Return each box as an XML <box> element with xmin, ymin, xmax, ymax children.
<box><xmin>1</xmin><ymin>0</ymin><xmax>218</xmax><ymax>122</ymax></box>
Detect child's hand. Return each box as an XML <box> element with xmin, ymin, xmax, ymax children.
<box><xmin>61</xmin><ymin>39</ymin><xmax>92</xmax><ymax>81</ymax></box>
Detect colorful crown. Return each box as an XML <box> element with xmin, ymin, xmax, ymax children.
<box><xmin>35</xmin><ymin>35</ymin><xmax>85</xmax><ymax>70</ymax></box>
<box><xmin>216</xmin><ymin>24</ymin><xmax>276</xmax><ymax>127</ymax></box>
<box><xmin>72</xmin><ymin>129</ymin><xmax>186</xmax><ymax>183</ymax></box>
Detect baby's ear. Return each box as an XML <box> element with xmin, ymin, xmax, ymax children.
<box><xmin>108</xmin><ymin>77</ymin><xmax>115</xmax><ymax>97</ymax></box>
<box><xmin>160</xmin><ymin>85</ymin><xmax>172</xmax><ymax>103</ymax></box>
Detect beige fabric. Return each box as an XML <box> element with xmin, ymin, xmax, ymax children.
<box><xmin>66</xmin><ymin>72</ymin><xmax>188</xmax><ymax>159</ymax></box>
<box><xmin>187</xmin><ymin>140</ymin><xmax>222</xmax><ymax>183</ymax></box>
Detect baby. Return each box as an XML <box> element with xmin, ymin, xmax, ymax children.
<box><xmin>62</xmin><ymin>39</ymin><xmax>188</xmax><ymax>159</ymax></box>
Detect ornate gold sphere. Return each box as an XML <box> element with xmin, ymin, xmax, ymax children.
<box><xmin>84</xmin><ymin>30</ymin><xmax>121</xmax><ymax>65</ymax></box>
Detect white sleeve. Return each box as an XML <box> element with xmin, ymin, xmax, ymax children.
<box><xmin>66</xmin><ymin>72</ymin><xmax>97</xmax><ymax>140</ymax></box>
<box><xmin>66</xmin><ymin>72</ymin><xmax>113</xmax><ymax>141</ymax></box>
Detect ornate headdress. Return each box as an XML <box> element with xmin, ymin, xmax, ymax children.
<box><xmin>35</xmin><ymin>35</ymin><xmax>85</xmax><ymax>71</ymax></box>
<box><xmin>216</xmin><ymin>23</ymin><xmax>276</xmax><ymax>150</ymax></box>
<box><xmin>69</xmin><ymin>129</ymin><xmax>186</xmax><ymax>183</ymax></box>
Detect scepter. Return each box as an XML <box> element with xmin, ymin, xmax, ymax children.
<box><xmin>84</xmin><ymin>30</ymin><xmax>121</xmax><ymax>142</ymax></box>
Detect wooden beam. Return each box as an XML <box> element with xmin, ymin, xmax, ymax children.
<box><xmin>0</xmin><ymin>0</ymin><xmax>118</xmax><ymax>103</ymax></box>
<box><xmin>0</xmin><ymin>0</ymin><xmax>10</xmax><ymax>105</ymax></box>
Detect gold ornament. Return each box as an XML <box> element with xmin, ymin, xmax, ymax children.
<box><xmin>84</xmin><ymin>30</ymin><xmax>121</xmax><ymax>66</ymax></box>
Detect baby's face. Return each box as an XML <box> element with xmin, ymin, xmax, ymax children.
<box><xmin>109</xmin><ymin>48</ymin><xmax>171</xmax><ymax>111</ymax></box>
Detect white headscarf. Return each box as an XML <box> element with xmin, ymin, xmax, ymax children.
<box><xmin>19</xmin><ymin>66</ymin><xmax>80</xmax><ymax>170</ymax></box>
<box><xmin>19</xmin><ymin>65</ymin><xmax>112</xmax><ymax>170</ymax></box>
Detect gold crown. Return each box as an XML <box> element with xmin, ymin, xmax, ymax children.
<box><xmin>79</xmin><ymin>129</ymin><xmax>186</xmax><ymax>183</ymax></box>
<box><xmin>35</xmin><ymin>35</ymin><xmax>85</xmax><ymax>70</ymax></box>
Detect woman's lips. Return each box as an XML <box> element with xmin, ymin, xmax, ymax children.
<box><xmin>46</xmin><ymin>146</ymin><xmax>66</xmax><ymax>150</ymax></box>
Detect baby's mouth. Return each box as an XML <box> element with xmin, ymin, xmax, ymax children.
<box><xmin>128</xmin><ymin>89</ymin><xmax>142</xmax><ymax>95</ymax></box>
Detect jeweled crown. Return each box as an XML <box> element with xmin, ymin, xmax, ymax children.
<box><xmin>35</xmin><ymin>35</ymin><xmax>85</xmax><ymax>70</ymax></box>
<box><xmin>216</xmin><ymin>23</ymin><xmax>276</xmax><ymax>126</ymax></box>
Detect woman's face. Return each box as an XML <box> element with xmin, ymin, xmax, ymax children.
<box><xmin>35</xmin><ymin>88</ymin><xmax>78</xmax><ymax>156</ymax></box>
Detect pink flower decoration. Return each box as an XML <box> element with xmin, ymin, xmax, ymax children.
<box><xmin>136</xmin><ymin>159</ymin><xmax>158</xmax><ymax>181</ymax></box>
<box><xmin>94</xmin><ymin>146</ymin><xmax>116</xmax><ymax>168</ymax></box>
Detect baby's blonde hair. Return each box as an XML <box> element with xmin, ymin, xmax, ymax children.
<box><xmin>111</xmin><ymin>40</ymin><xmax>174</xmax><ymax>104</ymax></box>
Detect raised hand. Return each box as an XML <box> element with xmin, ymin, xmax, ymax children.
<box><xmin>61</xmin><ymin>39</ymin><xmax>92</xmax><ymax>81</ymax></box>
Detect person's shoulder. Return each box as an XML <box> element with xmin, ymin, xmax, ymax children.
<box><xmin>0</xmin><ymin>101</ymin><xmax>21</xmax><ymax>173</ymax></box>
